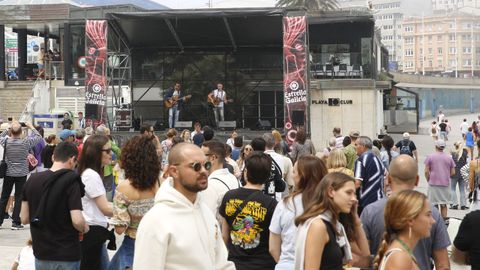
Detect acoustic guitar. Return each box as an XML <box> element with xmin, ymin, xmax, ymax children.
<box><xmin>207</xmin><ymin>96</ymin><xmax>233</xmax><ymax>107</ymax></box>
<box><xmin>164</xmin><ymin>94</ymin><xmax>192</xmax><ymax>109</ymax></box>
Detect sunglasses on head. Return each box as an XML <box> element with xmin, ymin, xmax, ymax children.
<box><xmin>185</xmin><ymin>161</ymin><xmax>212</xmax><ymax>172</ymax></box>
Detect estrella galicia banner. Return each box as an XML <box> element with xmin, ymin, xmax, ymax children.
<box><xmin>85</xmin><ymin>20</ymin><xmax>108</xmax><ymax>127</ymax></box>
<box><xmin>283</xmin><ymin>15</ymin><xmax>308</xmax><ymax>144</ymax></box>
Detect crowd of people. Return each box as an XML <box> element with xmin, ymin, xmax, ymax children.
<box><xmin>2</xmin><ymin>116</ymin><xmax>480</xmax><ymax>270</ymax></box>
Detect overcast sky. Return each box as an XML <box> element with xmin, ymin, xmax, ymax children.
<box><xmin>152</xmin><ymin>0</ymin><xmax>276</xmax><ymax>9</ymax></box>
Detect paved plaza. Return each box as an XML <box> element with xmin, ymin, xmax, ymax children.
<box><xmin>0</xmin><ymin>113</ymin><xmax>477</xmax><ymax>269</ymax></box>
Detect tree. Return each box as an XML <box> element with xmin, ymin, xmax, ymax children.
<box><xmin>276</xmin><ymin>0</ymin><xmax>339</xmax><ymax>11</ymax></box>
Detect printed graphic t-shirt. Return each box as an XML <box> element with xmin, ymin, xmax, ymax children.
<box><xmin>219</xmin><ymin>187</ymin><xmax>277</xmax><ymax>270</ymax></box>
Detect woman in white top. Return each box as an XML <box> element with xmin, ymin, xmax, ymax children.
<box><xmin>269</xmin><ymin>156</ymin><xmax>328</xmax><ymax>270</ymax></box>
<box><xmin>374</xmin><ymin>190</ymin><xmax>435</xmax><ymax>270</ymax></box>
<box><xmin>225</xmin><ymin>130</ymin><xmax>237</xmax><ymax>149</ymax></box>
<box><xmin>78</xmin><ymin>134</ymin><xmax>114</xmax><ymax>270</ymax></box>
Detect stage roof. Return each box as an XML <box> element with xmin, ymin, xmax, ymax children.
<box><xmin>106</xmin><ymin>8</ymin><xmax>288</xmax><ymax>51</ymax></box>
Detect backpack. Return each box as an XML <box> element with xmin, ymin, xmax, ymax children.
<box><xmin>399</xmin><ymin>140</ymin><xmax>412</xmax><ymax>156</ymax></box>
<box><xmin>431</xmin><ymin>126</ymin><xmax>437</xmax><ymax>134</ymax></box>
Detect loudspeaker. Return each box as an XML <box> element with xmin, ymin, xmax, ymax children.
<box><xmin>292</xmin><ymin>110</ymin><xmax>305</xmax><ymax>126</ymax></box>
<box><xmin>218</xmin><ymin>121</ymin><xmax>236</xmax><ymax>130</ymax></box>
<box><xmin>256</xmin><ymin>119</ymin><xmax>271</xmax><ymax>130</ymax></box>
<box><xmin>174</xmin><ymin>121</ymin><xmax>192</xmax><ymax>128</ymax></box>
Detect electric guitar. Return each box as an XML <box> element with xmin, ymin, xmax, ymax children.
<box><xmin>164</xmin><ymin>94</ymin><xmax>192</xmax><ymax>109</ymax></box>
<box><xmin>207</xmin><ymin>96</ymin><xmax>233</xmax><ymax>107</ymax></box>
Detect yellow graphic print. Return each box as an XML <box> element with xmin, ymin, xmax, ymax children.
<box><xmin>226</xmin><ymin>199</ymin><xmax>267</xmax><ymax>249</ymax></box>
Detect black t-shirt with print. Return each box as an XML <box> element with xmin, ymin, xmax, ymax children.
<box><xmin>22</xmin><ymin>170</ymin><xmax>83</xmax><ymax>261</ymax></box>
<box><xmin>219</xmin><ymin>187</ymin><xmax>277</xmax><ymax>270</ymax></box>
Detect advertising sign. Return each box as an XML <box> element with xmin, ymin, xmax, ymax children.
<box><xmin>283</xmin><ymin>15</ymin><xmax>308</xmax><ymax>144</ymax></box>
<box><xmin>85</xmin><ymin>20</ymin><xmax>108</xmax><ymax>127</ymax></box>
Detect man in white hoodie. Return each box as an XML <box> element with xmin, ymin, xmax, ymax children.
<box><xmin>133</xmin><ymin>143</ymin><xmax>235</xmax><ymax>270</ymax></box>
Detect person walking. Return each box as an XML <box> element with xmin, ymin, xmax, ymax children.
<box><xmin>133</xmin><ymin>143</ymin><xmax>235</xmax><ymax>269</ymax></box>
<box><xmin>465</xmin><ymin>127</ymin><xmax>475</xmax><ymax>159</ymax></box>
<box><xmin>380</xmin><ymin>135</ymin><xmax>399</xmax><ymax>169</ymax></box>
<box><xmin>20</xmin><ymin>142</ymin><xmax>88</xmax><ymax>270</ymax></box>
<box><xmin>107</xmin><ymin>136</ymin><xmax>160</xmax><ymax>270</ymax></box>
<box><xmin>394</xmin><ymin>132</ymin><xmax>418</xmax><ymax>161</ymax></box>
<box><xmin>424</xmin><ymin>139</ymin><xmax>455</xmax><ymax>224</ymax></box>
<box><xmin>373</xmin><ymin>190</ymin><xmax>436</xmax><ymax>270</ymax></box>
<box><xmin>294</xmin><ymin>172</ymin><xmax>363</xmax><ymax>270</ymax></box>
<box><xmin>0</xmin><ymin>121</ymin><xmax>41</xmax><ymax>229</ymax></box>
<box><xmin>344</xmin><ymin>131</ymin><xmax>360</xmax><ymax>170</ymax></box>
<box><xmin>269</xmin><ymin>156</ymin><xmax>328</xmax><ymax>269</ymax></box>
<box><xmin>77</xmin><ymin>134</ymin><xmax>113</xmax><ymax>270</ymax></box>
<box><xmin>450</xmin><ymin>141</ymin><xmax>469</xmax><ymax>210</ymax></box>
<box><xmin>219</xmin><ymin>151</ymin><xmax>278</xmax><ymax>270</ymax></box>
<box><xmin>460</xmin><ymin>118</ymin><xmax>469</xmax><ymax>140</ymax></box>
<box><xmin>361</xmin><ymin>155</ymin><xmax>451</xmax><ymax>270</ymax></box>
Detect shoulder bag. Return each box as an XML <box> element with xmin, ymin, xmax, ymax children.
<box><xmin>0</xmin><ymin>140</ymin><xmax>7</xmax><ymax>178</ymax></box>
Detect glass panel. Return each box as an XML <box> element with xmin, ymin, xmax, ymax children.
<box><xmin>70</xmin><ymin>24</ymin><xmax>85</xmax><ymax>80</ymax></box>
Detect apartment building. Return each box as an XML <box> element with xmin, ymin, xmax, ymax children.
<box><xmin>338</xmin><ymin>0</ymin><xmax>432</xmax><ymax>70</ymax></box>
<box><xmin>402</xmin><ymin>12</ymin><xmax>480</xmax><ymax>77</ymax></box>
<box><xmin>432</xmin><ymin>0</ymin><xmax>480</xmax><ymax>11</ymax></box>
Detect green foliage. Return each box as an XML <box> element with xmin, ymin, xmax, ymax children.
<box><xmin>276</xmin><ymin>0</ymin><xmax>339</xmax><ymax>11</ymax></box>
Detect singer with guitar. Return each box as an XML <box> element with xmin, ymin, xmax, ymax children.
<box><xmin>164</xmin><ymin>83</ymin><xmax>191</xmax><ymax>128</ymax></box>
<box><xmin>207</xmin><ymin>83</ymin><xmax>232</xmax><ymax>127</ymax></box>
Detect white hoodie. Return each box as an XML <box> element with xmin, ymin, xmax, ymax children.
<box><xmin>133</xmin><ymin>178</ymin><xmax>236</xmax><ymax>270</ymax></box>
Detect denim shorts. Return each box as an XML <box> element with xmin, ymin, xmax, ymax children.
<box><xmin>35</xmin><ymin>259</ymin><xmax>80</xmax><ymax>270</ymax></box>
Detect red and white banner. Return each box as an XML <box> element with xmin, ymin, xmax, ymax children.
<box><xmin>283</xmin><ymin>15</ymin><xmax>308</xmax><ymax>144</ymax></box>
<box><xmin>85</xmin><ymin>20</ymin><xmax>108</xmax><ymax>128</ymax></box>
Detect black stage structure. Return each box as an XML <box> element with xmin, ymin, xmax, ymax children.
<box><xmin>106</xmin><ymin>8</ymin><xmax>288</xmax><ymax>131</ymax></box>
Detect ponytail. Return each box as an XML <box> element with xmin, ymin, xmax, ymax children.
<box><xmin>373</xmin><ymin>231</ymin><xmax>392</xmax><ymax>270</ymax></box>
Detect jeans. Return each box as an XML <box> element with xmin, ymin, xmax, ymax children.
<box><xmin>107</xmin><ymin>236</ymin><xmax>135</xmax><ymax>270</ymax></box>
<box><xmin>440</xmin><ymin>131</ymin><xmax>448</xmax><ymax>141</ymax></box>
<box><xmin>168</xmin><ymin>107</ymin><xmax>180</xmax><ymax>128</ymax></box>
<box><xmin>213</xmin><ymin>107</ymin><xmax>224</xmax><ymax>127</ymax></box>
<box><xmin>451</xmin><ymin>175</ymin><xmax>466</xmax><ymax>207</ymax></box>
<box><xmin>35</xmin><ymin>259</ymin><xmax>80</xmax><ymax>270</ymax></box>
<box><xmin>80</xmin><ymin>226</ymin><xmax>110</xmax><ymax>270</ymax></box>
<box><xmin>0</xmin><ymin>175</ymin><xmax>27</xmax><ymax>225</ymax></box>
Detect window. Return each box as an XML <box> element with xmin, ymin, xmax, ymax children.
<box><xmin>463</xmin><ymin>47</ymin><xmax>472</xmax><ymax>53</ymax></box>
<box><xmin>437</xmin><ymin>35</ymin><xmax>443</xmax><ymax>41</ymax></box>
<box><xmin>438</xmin><ymin>47</ymin><xmax>443</xmax><ymax>54</ymax></box>
<box><xmin>449</xmin><ymin>34</ymin><xmax>456</xmax><ymax>41</ymax></box>
<box><xmin>405</xmin><ymin>26</ymin><xmax>413</xmax><ymax>32</ymax></box>
<box><xmin>463</xmin><ymin>34</ymin><xmax>472</xmax><ymax>41</ymax></box>
<box><xmin>404</xmin><ymin>61</ymin><xmax>414</xmax><ymax>68</ymax></box>
<box><xmin>464</xmin><ymin>59</ymin><xmax>472</xmax><ymax>66</ymax></box>
<box><xmin>449</xmin><ymin>60</ymin><xmax>457</xmax><ymax>67</ymax></box>
<box><xmin>405</xmin><ymin>49</ymin><xmax>414</xmax><ymax>56</ymax></box>
<box><xmin>449</xmin><ymin>47</ymin><xmax>457</xmax><ymax>53</ymax></box>
<box><xmin>438</xmin><ymin>59</ymin><xmax>443</xmax><ymax>67</ymax></box>
<box><xmin>429</xmin><ymin>48</ymin><xmax>433</xmax><ymax>55</ymax></box>
<box><xmin>405</xmin><ymin>37</ymin><xmax>414</xmax><ymax>44</ymax></box>
<box><xmin>428</xmin><ymin>36</ymin><xmax>433</xmax><ymax>42</ymax></box>
<box><xmin>476</xmin><ymin>47</ymin><xmax>480</xmax><ymax>54</ymax></box>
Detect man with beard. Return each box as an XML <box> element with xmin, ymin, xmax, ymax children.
<box><xmin>133</xmin><ymin>143</ymin><xmax>235</xmax><ymax>270</ymax></box>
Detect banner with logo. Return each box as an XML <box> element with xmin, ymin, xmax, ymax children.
<box><xmin>283</xmin><ymin>15</ymin><xmax>308</xmax><ymax>144</ymax></box>
<box><xmin>85</xmin><ymin>20</ymin><xmax>108</xmax><ymax>127</ymax></box>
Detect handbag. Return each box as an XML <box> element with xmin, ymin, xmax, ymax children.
<box><xmin>0</xmin><ymin>140</ymin><xmax>7</xmax><ymax>178</ymax></box>
<box><xmin>27</xmin><ymin>153</ymin><xmax>38</xmax><ymax>171</ymax></box>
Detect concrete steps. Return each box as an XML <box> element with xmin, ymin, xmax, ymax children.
<box><xmin>0</xmin><ymin>81</ymin><xmax>36</xmax><ymax>121</ymax></box>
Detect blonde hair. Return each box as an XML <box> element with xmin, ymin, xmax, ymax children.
<box><xmin>452</xmin><ymin>141</ymin><xmax>464</xmax><ymax>161</ymax></box>
<box><xmin>374</xmin><ymin>190</ymin><xmax>427</xmax><ymax>270</ymax></box>
<box><xmin>327</xmin><ymin>149</ymin><xmax>347</xmax><ymax>169</ymax></box>
<box><xmin>180</xmin><ymin>129</ymin><xmax>190</xmax><ymax>141</ymax></box>
<box><xmin>272</xmin><ymin>130</ymin><xmax>282</xmax><ymax>143</ymax></box>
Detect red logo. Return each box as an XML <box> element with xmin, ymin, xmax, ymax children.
<box><xmin>88</xmin><ymin>47</ymin><xmax>96</xmax><ymax>55</ymax></box>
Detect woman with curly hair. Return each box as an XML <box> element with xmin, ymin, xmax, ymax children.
<box><xmin>108</xmin><ymin>135</ymin><xmax>161</xmax><ymax>270</ymax></box>
<box><xmin>180</xmin><ymin>129</ymin><xmax>192</xmax><ymax>144</ymax></box>
<box><xmin>374</xmin><ymin>190</ymin><xmax>435</xmax><ymax>270</ymax></box>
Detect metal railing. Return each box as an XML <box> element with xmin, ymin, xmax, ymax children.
<box><xmin>310</xmin><ymin>52</ymin><xmax>373</xmax><ymax>79</ymax></box>
<box><xmin>45</xmin><ymin>61</ymin><xmax>65</xmax><ymax>80</ymax></box>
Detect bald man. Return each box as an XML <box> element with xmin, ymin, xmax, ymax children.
<box><xmin>134</xmin><ymin>143</ymin><xmax>235</xmax><ymax>270</ymax></box>
<box><xmin>360</xmin><ymin>155</ymin><xmax>450</xmax><ymax>270</ymax></box>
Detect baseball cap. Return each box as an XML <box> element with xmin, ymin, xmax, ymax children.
<box><xmin>349</xmin><ymin>130</ymin><xmax>360</xmax><ymax>138</ymax></box>
<box><xmin>403</xmin><ymin>132</ymin><xmax>410</xmax><ymax>138</ymax></box>
<box><xmin>435</xmin><ymin>139</ymin><xmax>446</xmax><ymax>149</ymax></box>
<box><xmin>59</xmin><ymin>129</ymin><xmax>76</xmax><ymax>141</ymax></box>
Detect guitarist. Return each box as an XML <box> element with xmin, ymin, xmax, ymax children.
<box><xmin>164</xmin><ymin>82</ymin><xmax>188</xmax><ymax>128</ymax></box>
<box><xmin>208</xmin><ymin>83</ymin><xmax>229</xmax><ymax>127</ymax></box>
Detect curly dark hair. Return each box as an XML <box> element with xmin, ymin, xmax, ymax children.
<box><xmin>120</xmin><ymin>135</ymin><xmax>160</xmax><ymax>191</ymax></box>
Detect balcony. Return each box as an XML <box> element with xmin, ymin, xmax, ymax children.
<box><xmin>310</xmin><ymin>52</ymin><xmax>373</xmax><ymax>79</ymax></box>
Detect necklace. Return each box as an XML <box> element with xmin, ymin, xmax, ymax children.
<box><xmin>396</xmin><ymin>238</ymin><xmax>418</xmax><ymax>264</ymax></box>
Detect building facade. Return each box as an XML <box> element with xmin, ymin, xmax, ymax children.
<box><xmin>338</xmin><ymin>0</ymin><xmax>432</xmax><ymax>71</ymax></box>
<box><xmin>432</xmin><ymin>0</ymin><xmax>480</xmax><ymax>11</ymax></box>
<box><xmin>402</xmin><ymin>12</ymin><xmax>480</xmax><ymax>77</ymax></box>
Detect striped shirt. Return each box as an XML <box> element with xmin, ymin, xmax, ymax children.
<box><xmin>354</xmin><ymin>151</ymin><xmax>385</xmax><ymax>211</ymax></box>
<box><xmin>0</xmin><ymin>129</ymin><xmax>42</xmax><ymax>177</ymax></box>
